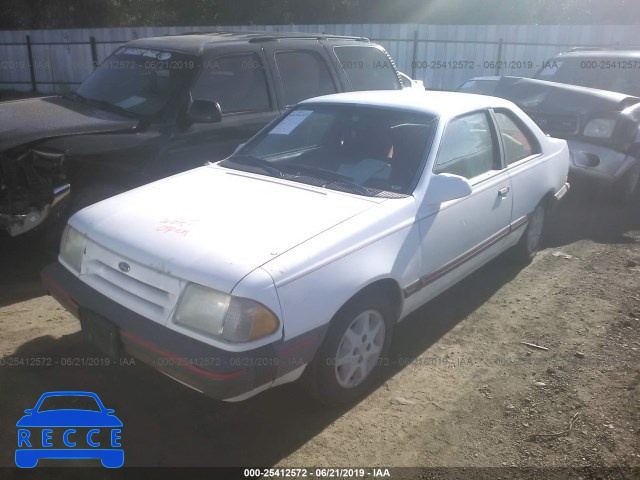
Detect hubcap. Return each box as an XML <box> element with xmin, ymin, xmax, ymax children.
<box><xmin>526</xmin><ymin>206</ymin><xmax>544</xmax><ymax>253</ymax></box>
<box><xmin>334</xmin><ymin>309</ymin><xmax>385</xmax><ymax>388</ymax></box>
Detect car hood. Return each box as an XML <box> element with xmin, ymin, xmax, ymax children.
<box><xmin>0</xmin><ymin>96</ymin><xmax>138</xmax><ymax>151</ymax></box>
<box><xmin>16</xmin><ymin>410</ymin><xmax>123</xmax><ymax>427</ymax></box>
<box><xmin>467</xmin><ymin>76</ymin><xmax>640</xmax><ymax>116</ymax></box>
<box><xmin>71</xmin><ymin>165</ymin><xmax>380</xmax><ymax>293</ymax></box>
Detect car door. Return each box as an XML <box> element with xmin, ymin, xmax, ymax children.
<box><xmin>410</xmin><ymin>110</ymin><xmax>513</xmax><ymax>306</ymax></box>
<box><xmin>150</xmin><ymin>44</ymin><xmax>279</xmax><ymax>179</ymax></box>
<box><xmin>492</xmin><ymin>108</ymin><xmax>545</xmax><ymax>244</ymax></box>
<box><xmin>262</xmin><ymin>40</ymin><xmax>341</xmax><ymax>110</ymax></box>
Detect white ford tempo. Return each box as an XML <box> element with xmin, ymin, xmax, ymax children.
<box><xmin>43</xmin><ymin>90</ymin><xmax>570</xmax><ymax>404</ymax></box>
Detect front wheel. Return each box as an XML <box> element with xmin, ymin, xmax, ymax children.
<box><xmin>304</xmin><ymin>294</ymin><xmax>394</xmax><ymax>406</ymax></box>
<box><xmin>511</xmin><ymin>203</ymin><xmax>545</xmax><ymax>264</ymax></box>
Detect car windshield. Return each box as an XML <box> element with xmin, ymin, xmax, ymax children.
<box><xmin>220</xmin><ymin>105</ymin><xmax>437</xmax><ymax>196</ymax></box>
<box><xmin>75</xmin><ymin>47</ymin><xmax>198</xmax><ymax>117</ymax></box>
<box><xmin>38</xmin><ymin>395</ymin><xmax>101</xmax><ymax>412</ymax></box>
<box><xmin>535</xmin><ymin>57</ymin><xmax>640</xmax><ymax>96</ymax></box>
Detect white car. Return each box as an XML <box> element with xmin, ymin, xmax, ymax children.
<box><xmin>43</xmin><ymin>90</ymin><xmax>570</xmax><ymax>405</ymax></box>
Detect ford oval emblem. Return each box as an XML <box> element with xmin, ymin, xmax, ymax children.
<box><xmin>118</xmin><ymin>262</ymin><xmax>131</xmax><ymax>273</ymax></box>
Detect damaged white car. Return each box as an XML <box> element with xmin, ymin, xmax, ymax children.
<box><xmin>43</xmin><ymin>89</ymin><xmax>570</xmax><ymax>405</ymax></box>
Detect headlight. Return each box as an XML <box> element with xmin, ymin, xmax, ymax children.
<box><xmin>59</xmin><ymin>225</ymin><xmax>86</xmax><ymax>273</ymax></box>
<box><xmin>583</xmin><ymin>118</ymin><xmax>616</xmax><ymax>138</ymax></box>
<box><xmin>174</xmin><ymin>283</ymin><xmax>279</xmax><ymax>343</ymax></box>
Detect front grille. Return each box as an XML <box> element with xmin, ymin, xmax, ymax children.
<box><xmin>81</xmin><ymin>240</ymin><xmax>182</xmax><ymax>324</ymax></box>
<box><xmin>526</xmin><ymin>111</ymin><xmax>580</xmax><ymax>137</ymax></box>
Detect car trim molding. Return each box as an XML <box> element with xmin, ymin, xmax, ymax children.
<box><xmin>120</xmin><ymin>330</ymin><xmax>248</xmax><ymax>380</ymax></box>
<box><xmin>403</xmin><ymin>215</ymin><xmax>529</xmax><ymax>298</ymax></box>
<box><xmin>510</xmin><ymin>215</ymin><xmax>529</xmax><ymax>231</ymax></box>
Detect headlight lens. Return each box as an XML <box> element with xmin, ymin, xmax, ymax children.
<box><xmin>174</xmin><ymin>284</ymin><xmax>279</xmax><ymax>343</ymax></box>
<box><xmin>59</xmin><ymin>226</ymin><xmax>86</xmax><ymax>273</ymax></box>
<box><xmin>583</xmin><ymin>118</ymin><xmax>616</xmax><ymax>138</ymax></box>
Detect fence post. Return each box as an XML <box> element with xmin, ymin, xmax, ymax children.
<box><xmin>90</xmin><ymin>36</ymin><xmax>98</xmax><ymax>70</ymax></box>
<box><xmin>411</xmin><ymin>30</ymin><xmax>419</xmax><ymax>79</ymax></box>
<box><xmin>495</xmin><ymin>38</ymin><xmax>503</xmax><ymax>76</ymax></box>
<box><xmin>26</xmin><ymin>35</ymin><xmax>37</xmax><ymax>92</ymax></box>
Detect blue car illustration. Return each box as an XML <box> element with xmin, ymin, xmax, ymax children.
<box><xmin>16</xmin><ymin>391</ymin><xmax>123</xmax><ymax>468</ymax></box>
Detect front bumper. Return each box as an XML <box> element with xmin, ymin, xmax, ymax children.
<box><xmin>567</xmin><ymin>139</ymin><xmax>638</xmax><ymax>188</ymax></box>
<box><xmin>1</xmin><ymin>183</ymin><xmax>70</xmax><ymax>237</ymax></box>
<box><xmin>41</xmin><ymin>262</ymin><xmax>323</xmax><ymax>401</ymax></box>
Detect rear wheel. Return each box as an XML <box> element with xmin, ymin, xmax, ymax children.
<box><xmin>512</xmin><ymin>203</ymin><xmax>545</xmax><ymax>264</ymax></box>
<box><xmin>612</xmin><ymin>164</ymin><xmax>640</xmax><ymax>205</ymax></box>
<box><xmin>305</xmin><ymin>294</ymin><xmax>394</xmax><ymax>406</ymax></box>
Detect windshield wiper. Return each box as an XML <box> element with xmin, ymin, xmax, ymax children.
<box><xmin>283</xmin><ymin>164</ymin><xmax>352</xmax><ymax>183</ymax></box>
<box><xmin>222</xmin><ymin>155</ymin><xmax>284</xmax><ymax>178</ymax></box>
<box><xmin>283</xmin><ymin>164</ymin><xmax>373</xmax><ymax>196</ymax></box>
<box><xmin>62</xmin><ymin>91</ymin><xmax>87</xmax><ymax>103</ymax></box>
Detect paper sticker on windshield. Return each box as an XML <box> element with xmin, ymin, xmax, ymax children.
<box><xmin>118</xmin><ymin>47</ymin><xmax>172</xmax><ymax>60</ymax></box>
<box><xmin>269</xmin><ymin>110</ymin><xmax>312</xmax><ymax>135</ymax></box>
<box><xmin>115</xmin><ymin>96</ymin><xmax>146</xmax><ymax>109</ymax></box>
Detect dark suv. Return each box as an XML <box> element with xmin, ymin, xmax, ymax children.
<box><xmin>458</xmin><ymin>48</ymin><xmax>640</xmax><ymax>204</ymax></box>
<box><xmin>0</xmin><ymin>32</ymin><xmax>407</xmax><ymax>238</ymax></box>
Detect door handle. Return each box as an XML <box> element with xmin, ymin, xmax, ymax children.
<box><xmin>498</xmin><ymin>186</ymin><xmax>510</xmax><ymax>197</ymax></box>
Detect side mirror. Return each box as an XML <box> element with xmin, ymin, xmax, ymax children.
<box><xmin>424</xmin><ymin>173</ymin><xmax>472</xmax><ymax>205</ymax></box>
<box><xmin>187</xmin><ymin>99</ymin><xmax>222</xmax><ymax>124</ymax></box>
<box><xmin>398</xmin><ymin>71</ymin><xmax>425</xmax><ymax>90</ymax></box>
<box><xmin>24</xmin><ymin>409</ymin><xmax>34</xmax><ymax>415</ymax></box>
<box><xmin>232</xmin><ymin>143</ymin><xmax>245</xmax><ymax>154</ymax></box>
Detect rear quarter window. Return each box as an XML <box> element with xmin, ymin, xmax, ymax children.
<box><xmin>494</xmin><ymin>110</ymin><xmax>541</xmax><ymax>165</ymax></box>
<box><xmin>333</xmin><ymin>46</ymin><xmax>401</xmax><ymax>91</ymax></box>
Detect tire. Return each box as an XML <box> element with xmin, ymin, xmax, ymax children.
<box><xmin>304</xmin><ymin>293</ymin><xmax>394</xmax><ymax>406</ymax></box>
<box><xmin>512</xmin><ymin>203</ymin><xmax>545</xmax><ymax>264</ymax></box>
<box><xmin>612</xmin><ymin>164</ymin><xmax>640</xmax><ymax>205</ymax></box>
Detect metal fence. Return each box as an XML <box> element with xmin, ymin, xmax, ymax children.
<box><xmin>1</xmin><ymin>24</ymin><xmax>639</xmax><ymax>94</ymax></box>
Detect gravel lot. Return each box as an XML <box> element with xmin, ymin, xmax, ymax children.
<box><xmin>0</xmin><ymin>189</ymin><xmax>638</xmax><ymax>477</ymax></box>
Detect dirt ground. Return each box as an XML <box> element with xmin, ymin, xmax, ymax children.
<box><xmin>0</xmin><ymin>189</ymin><xmax>638</xmax><ymax>477</ymax></box>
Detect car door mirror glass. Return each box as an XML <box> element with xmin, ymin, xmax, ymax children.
<box><xmin>424</xmin><ymin>173</ymin><xmax>473</xmax><ymax>205</ymax></box>
<box><xmin>188</xmin><ymin>99</ymin><xmax>222</xmax><ymax>124</ymax></box>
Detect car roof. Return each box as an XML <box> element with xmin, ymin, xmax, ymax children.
<box><xmin>125</xmin><ymin>31</ymin><xmax>370</xmax><ymax>56</ymax></box>
<box><xmin>301</xmin><ymin>89</ymin><xmax>518</xmax><ymax>120</ymax></box>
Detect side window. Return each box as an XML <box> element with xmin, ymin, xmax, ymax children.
<box><xmin>274</xmin><ymin>51</ymin><xmax>337</xmax><ymax>106</ymax></box>
<box><xmin>333</xmin><ymin>46</ymin><xmax>401</xmax><ymax>91</ymax></box>
<box><xmin>494</xmin><ymin>111</ymin><xmax>540</xmax><ymax>165</ymax></box>
<box><xmin>434</xmin><ymin>112</ymin><xmax>499</xmax><ymax>180</ymax></box>
<box><xmin>192</xmin><ymin>53</ymin><xmax>270</xmax><ymax>114</ymax></box>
